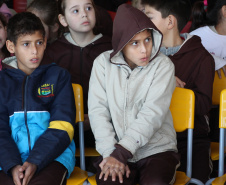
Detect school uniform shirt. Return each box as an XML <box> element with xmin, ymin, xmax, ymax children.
<box><xmin>88</xmin><ymin>4</ymin><xmax>177</xmax><ymax>163</ymax></box>
<box><xmin>160</xmin><ymin>33</ymin><xmax>215</xmax><ymax>138</ymax></box>
<box><xmin>42</xmin><ymin>33</ymin><xmax>112</xmax><ymax>114</ymax></box>
<box><xmin>190</xmin><ymin>26</ymin><xmax>226</xmax><ymax>70</ymax></box>
<box><xmin>0</xmin><ymin>56</ymin><xmax>75</xmax><ymax>177</ymax></box>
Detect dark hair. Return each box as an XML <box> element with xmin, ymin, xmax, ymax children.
<box><xmin>7</xmin><ymin>12</ymin><xmax>45</xmax><ymax>44</ymax></box>
<box><xmin>27</xmin><ymin>0</ymin><xmax>58</xmax><ymax>29</ymax></box>
<box><xmin>141</xmin><ymin>0</ymin><xmax>192</xmax><ymax>32</ymax></box>
<box><xmin>57</xmin><ymin>0</ymin><xmax>101</xmax><ymax>35</ymax></box>
<box><xmin>190</xmin><ymin>1</ymin><xmax>206</xmax><ymax>31</ymax></box>
<box><xmin>58</xmin><ymin>0</ymin><xmax>98</xmax><ymax>16</ymax></box>
<box><xmin>206</xmin><ymin>0</ymin><xmax>226</xmax><ymax>25</ymax></box>
<box><xmin>190</xmin><ymin>0</ymin><xmax>226</xmax><ymax>30</ymax></box>
<box><xmin>0</xmin><ymin>12</ymin><xmax>9</xmax><ymax>58</ymax></box>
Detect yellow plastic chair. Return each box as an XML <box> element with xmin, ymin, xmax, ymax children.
<box><xmin>212</xmin><ymin>69</ymin><xmax>226</xmax><ymax>105</ymax></box>
<box><xmin>210</xmin><ymin>69</ymin><xmax>226</xmax><ymax>161</ymax></box>
<box><xmin>88</xmin><ymin>87</ymin><xmax>203</xmax><ymax>185</ymax></box>
<box><xmin>205</xmin><ymin>89</ymin><xmax>226</xmax><ymax>185</ymax></box>
<box><xmin>67</xmin><ymin>84</ymin><xmax>88</xmax><ymax>185</ymax></box>
<box><xmin>170</xmin><ymin>87</ymin><xmax>203</xmax><ymax>185</ymax></box>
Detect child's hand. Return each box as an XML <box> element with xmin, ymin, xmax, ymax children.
<box><xmin>217</xmin><ymin>66</ymin><xmax>226</xmax><ymax>79</ymax></box>
<box><xmin>175</xmin><ymin>76</ymin><xmax>186</xmax><ymax>88</ymax></box>
<box><xmin>125</xmin><ymin>165</ymin><xmax>131</xmax><ymax>178</ymax></box>
<box><xmin>19</xmin><ymin>162</ymin><xmax>37</xmax><ymax>185</ymax></box>
<box><xmin>99</xmin><ymin>157</ymin><xmax>126</xmax><ymax>183</ymax></box>
<box><xmin>11</xmin><ymin>165</ymin><xmax>23</xmax><ymax>185</ymax></box>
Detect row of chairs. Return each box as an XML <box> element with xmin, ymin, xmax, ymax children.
<box><xmin>68</xmin><ymin>68</ymin><xmax>226</xmax><ymax>185</ymax></box>
<box><xmin>206</xmin><ymin>69</ymin><xmax>226</xmax><ymax>185</ymax></box>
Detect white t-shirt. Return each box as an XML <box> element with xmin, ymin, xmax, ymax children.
<box><xmin>190</xmin><ymin>26</ymin><xmax>226</xmax><ymax>70</ymax></box>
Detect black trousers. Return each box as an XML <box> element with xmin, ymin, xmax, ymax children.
<box><xmin>94</xmin><ymin>151</ymin><xmax>180</xmax><ymax>185</ymax></box>
<box><xmin>177</xmin><ymin>137</ymin><xmax>212</xmax><ymax>183</ymax></box>
<box><xmin>0</xmin><ymin>161</ymin><xmax>67</xmax><ymax>185</ymax></box>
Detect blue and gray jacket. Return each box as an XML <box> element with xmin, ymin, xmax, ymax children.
<box><xmin>0</xmin><ymin>57</ymin><xmax>76</xmax><ymax>177</ymax></box>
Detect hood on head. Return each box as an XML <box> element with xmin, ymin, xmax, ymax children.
<box><xmin>110</xmin><ymin>4</ymin><xmax>162</xmax><ymax>63</ymax></box>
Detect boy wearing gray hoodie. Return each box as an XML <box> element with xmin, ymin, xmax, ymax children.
<box><xmin>88</xmin><ymin>4</ymin><xmax>180</xmax><ymax>185</ymax></box>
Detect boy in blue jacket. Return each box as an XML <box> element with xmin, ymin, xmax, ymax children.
<box><xmin>0</xmin><ymin>12</ymin><xmax>75</xmax><ymax>185</ymax></box>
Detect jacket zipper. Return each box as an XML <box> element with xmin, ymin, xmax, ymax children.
<box><xmin>23</xmin><ymin>76</ymin><xmax>31</xmax><ymax>152</ymax></box>
<box><xmin>80</xmin><ymin>48</ymin><xmax>84</xmax><ymax>88</ymax></box>
<box><xmin>124</xmin><ymin>74</ymin><xmax>130</xmax><ymax>130</ymax></box>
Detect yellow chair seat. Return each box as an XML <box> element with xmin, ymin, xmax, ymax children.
<box><xmin>88</xmin><ymin>172</ymin><xmax>190</xmax><ymax>185</ymax></box>
<box><xmin>67</xmin><ymin>167</ymin><xmax>88</xmax><ymax>185</ymax></box>
<box><xmin>211</xmin><ymin>142</ymin><xmax>226</xmax><ymax>161</ymax></box>
<box><xmin>212</xmin><ymin>173</ymin><xmax>226</xmax><ymax>185</ymax></box>
<box><xmin>212</xmin><ymin>69</ymin><xmax>226</xmax><ymax>105</ymax></box>
<box><xmin>211</xmin><ymin>142</ymin><xmax>220</xmax><ymax>161</ymax></box>
<box><xmin>88</xmin><ymin>175</ymin><xmax>96</xmax><ymax>185</ymax></box>
<box><xmin>75</xmin><ymin>147</ymin><xmax>100</xmax><ymax>157</ymax></box>
<box><xmin>174</xmin><ymin>171</ymin><xmax>191</xmax><ymax>185</ymax></box>
<box><xmin>88</xmin><ymin>175</ymin><xmax>139</xmax><ymax>185</ymax></box>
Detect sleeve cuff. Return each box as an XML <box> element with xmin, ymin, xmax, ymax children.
<box><xmin>110</xmin><ymin>144</ymin><xmax>132</xmax><ymax>165</ymax></box>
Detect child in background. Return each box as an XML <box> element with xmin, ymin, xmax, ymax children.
<box><xmin>42</xmin><ymin>0</ymin><xmax>112</xmax><ymax>148</ymax></box>
<box><xmin>0</xmin><ymin>2</ymin><xmax>12</xmax><ymax>21</ymax></box>
<box><xmin>142</xmin><ymin>0</ymin><xmax>215</xmax><ymax>183</ymax></box>
<box><xmin>27</xmin><ymin>0</ymin><xmax>60</xmax><ymax>44</ymax></box>
<box><xmin>189</xmin><ymin>1</ymin><xmax>206</xmax><ymax>32</ymax></box>
<box><xmin>190</xmin><ymin>0</ymin><xmax>226</xmax><ymax>78</ymax></box>
<box><xmin>190</xmin><ymin>0</ymin><xmax>226</xmax><ymax>150</ymax></box>
<box><xmin>88</xmin><ymin>4</ymin><xmax>179</xmax><ymax>185</ymax></box>
<box><xmin>0</xmin><ymin>13</ymin><xmax>9</xmax><ymax>71</ymax></box>
<box><xmin>0</xmin><ymin>12</ymin><xmax>75</xmax><ymax>185</ymax></box>
<box><xmin>132</xmin><ymin>0</ymin><xmax>144</xmax><ymax>11</ymax></box>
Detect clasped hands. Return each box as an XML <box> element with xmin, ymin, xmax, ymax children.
<box><xmin>11</xmin><ymin>162</ymin><xmax>37</xmax><ymax>185</ymax></box>
<box><xmin>99</xmin><ymin>157</ymin><xmax>130</xmax><ymax>183</ymax></box>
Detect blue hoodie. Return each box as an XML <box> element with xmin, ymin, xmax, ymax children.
<box><xmin>0</xmin><ymin>59</ymin><xmax>75</xmax><ymax>177</ymax></box>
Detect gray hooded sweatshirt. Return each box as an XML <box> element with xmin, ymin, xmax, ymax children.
<box><xmin>88</xmin><ymin>4</ymin><xmax>177</xmax><ymax>163</ymax></box>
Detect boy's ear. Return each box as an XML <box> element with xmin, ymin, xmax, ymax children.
<box><xmin>6</xmin><ymin>40</ymin><xmax>15</xmax><ymax>54</ymax></box>
<box><xmin>58</xmin><ymin>14</ymin><xmax>68</xmax><ymax>27</ymax></box>
<box><xmin>167</xmin><ymin>15</ymin><xmax>176</xmax><ymax>30</ymax></box>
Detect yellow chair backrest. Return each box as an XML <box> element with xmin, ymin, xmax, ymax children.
<box><xmin>219</xmin><ymin>89</ymin><xmax>226</xmax><ymax>129</ymax></box>
<box><xmin>212</xmin><ymin>69</ymin><xmax>226</xmax><ymax>105</ymax></box>
<box><xmin>72</xmin><ymin>84</ymin><xmax>84</xmax><ymax>123</ymax></box>
<box><xmin>170</xmin><ymin>87</ymin><xmax>195</xmax><ymax>132</ymax></box>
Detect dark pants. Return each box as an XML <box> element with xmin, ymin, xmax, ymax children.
<box><xmin>94</xmin><ymin>151</ymin><xmax>180</xmax><ymax>185</ymax></box>
<box><xmin>177</xmin><ymin>137</ymin><xmax>212</xmax><ymax>183</ymax></box>
<box><xmin>0</xmin><ymin>161</ymin><xmax>67</xmax><ymax>185</ymax></box>
<box><xmin>209</xmin><ymin>107</ymin><xmax>220</xmax><ymax>142</ymax></box>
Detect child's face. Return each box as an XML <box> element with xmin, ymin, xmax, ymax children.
<box><xmin>144</xmin><ymin>5</ymin><xmax>168</xmax><ymax>36</ymax></box>
<box><xmin>60</xmin><ymin>0</ymin><xmax>96</xmax><ymax>35</ymax></box>
<box><xmin>28</xmin><ymin>10</ymin><xmax>50</xmax><ymax>40</ymax></box>
<box><xmin>122</xmin><ymin>29</ymin><xmax>152</xmax><ymax>69</ymax></box>
<box><xmin>0</xmin><ymin>21</ymin><xmax>7</xmax><ymax>50</ymax></box>
<box><xmin>136</xmin><ymin>0</ymin><xmax>145</xmax><ymax>12</ymax></box>
<box><xmin>6</xmin><ymin>31</ymin><xmax>46</xmax><ymax>75</ymax></box>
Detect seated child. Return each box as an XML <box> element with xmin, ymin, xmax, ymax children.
<box><xmin>0</xmin><ymin>2</ymin><xmax>13</xmax><ymax>21</ymax></box>
<box><xmin>42</xmin><ymin>0</ymin><xmax>112</xmax><ymax>148</ymax></box>
<box><xmin>27</xmin><ymin>0</ymin><xmax>60</xmax><ymax>44</ymax></box>
<box><xmin>190</xmin><ymin>0</ymin><xmax>226</xmax><ymax>77</ymax></box>
<box><xmin>142</xmin><ymin>0</ymin><xmax>215</xmax><ymax>183</ymax></box>
<box><xmin>132</xmin><ymin>0</ymin><xmax>144</xmax><ymax>11</ymax></box>
<box><xmin>0</xmin><ymin>12</ymin><xmax>9</xmax><ymax>71</ymax></box>
<box><xmin>0</xmin><ymin>12</ymin><xmax>75</xmax><ymax>185</ymax></box>
<box><xmin>88</xmin><ymin>4</ymin><xmax>180</xmax><ymax>185</ymax></box>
